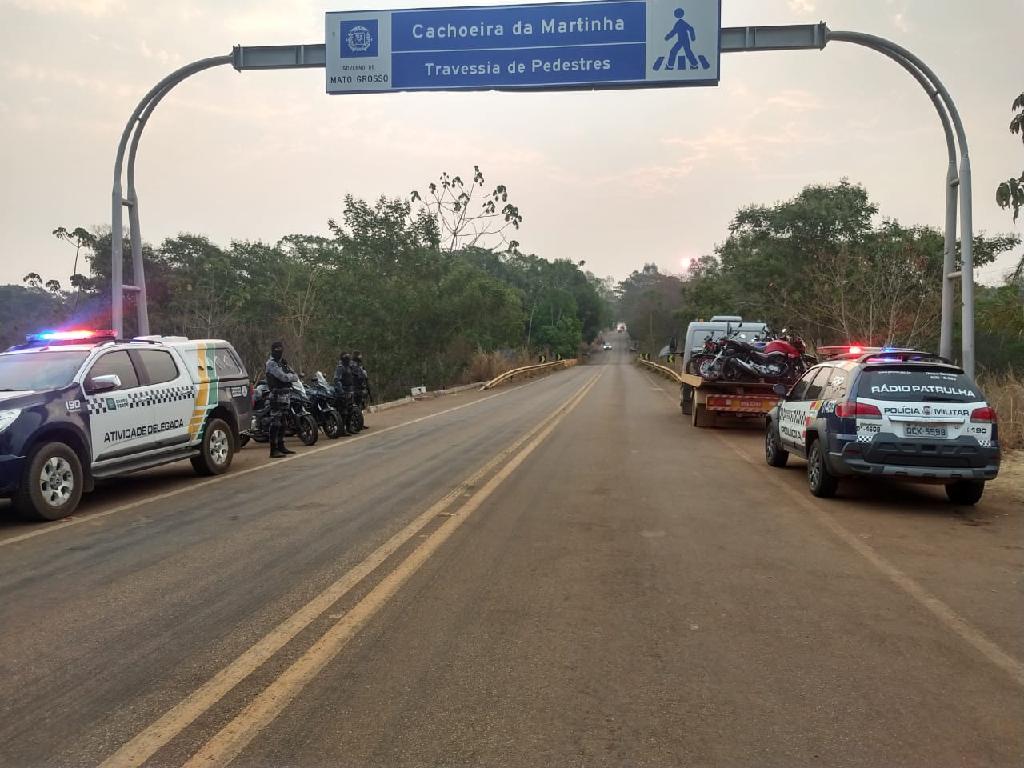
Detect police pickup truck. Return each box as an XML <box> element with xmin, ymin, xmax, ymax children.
<box><xmin>765</xmin><ymin>348</ymin><xmax>1000</xmax><ymax>505</ymax></box>
<box><xmin>0</xmin><ymin>330</ymin><xmax>252</xmax><ymax>521</ymax></box>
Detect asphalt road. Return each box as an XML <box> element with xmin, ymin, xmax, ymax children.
<box><xmin>0</xmin><ymin>336</ymin><xmax>1021</xmax><ymax>767</ymax></box>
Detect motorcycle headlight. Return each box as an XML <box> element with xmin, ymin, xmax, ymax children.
<box><xmin>0</xmin><ymin>409</ymin><xmax>21</xmax><ymax>433</ymax></box>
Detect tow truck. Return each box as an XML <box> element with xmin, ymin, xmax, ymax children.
<box><xmin>678</xmin><ymin>373</ymin><xmax>780</xmax><ymax>428</ymax></box>
<box><xmin>677</xmin><ymin>316</ymin><xmax>780</xmax><ymax>428</ymax></box>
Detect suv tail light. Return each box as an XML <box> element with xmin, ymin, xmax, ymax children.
<box><xmin>970</xmin><ymin>407</ymin><xmax>997</xmax><ymax>423</ymax></box>
<box><xmin>835</xmin><ymin>401</ymin><xmax>882</xmax><ymax>418</ymax></box>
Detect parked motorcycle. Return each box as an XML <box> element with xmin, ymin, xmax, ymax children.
<box><xmin>310</xmin><ymin>370</ymin><xmax>362</xmax><ymax>435</ymax></box>
<box><xmin>250</xmin><ymin>379</ymin><xmax>319</xmax><ymax>446</ymax></box>
<box><xmin>305</xmin><ymin>372</ymin><xmax>345</xmax><ymax>439</ymax></box>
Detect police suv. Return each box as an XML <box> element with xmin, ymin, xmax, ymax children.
<box><xmin>765</xmin><ymin>349</ymin><xmax>1000</xmax><ymax>504</ymax></box>
<box><xmin>0</xmin><ymin>330</ymin><xmax>253</xmax><ymax>521</ymax></box>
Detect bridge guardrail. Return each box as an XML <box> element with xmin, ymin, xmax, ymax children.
<box><xmin>636</xmin><ymin>357</ymin><xmax>683</xmax><ymax>384</ymax></box>
<box><xmin>480</xmin><ymin>359</ymin><xmax>577</xmax><ymax>391</ymax></box>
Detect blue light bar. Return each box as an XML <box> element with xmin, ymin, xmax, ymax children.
<box><xmin>27</xmin><ymin>329</ymin><xmax>116</xmax><ymax>343</ymax></box>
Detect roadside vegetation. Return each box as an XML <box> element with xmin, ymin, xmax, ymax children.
<box><xmin>980</xmin><ymin>372</ymin><xmax>1023</xmax><ymax>450</ymax></box>
<box><xmin>614</xmin><ymin>180</ymin><xmax>1022</xmax><ymax>446</ymax></box>
<box><xmin>4</xmin><ymin>170</ymin><xmax>1019</xmax><ymax>428</ymax></box>
<box><xmin>617</xmin><ymin>181</ymin><xmax>1021</xmax><ymax>369</ymax></box>
<box><xmin>3</xmin><ymin>169</ymin><xmax>614</xmax><ymax>402</ymax></box>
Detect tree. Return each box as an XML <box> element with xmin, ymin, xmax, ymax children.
<box><xmin>996</xmin><ymin>91</ymin><xmax>1024</xmax><ymax>222</ymax></box>
<box><xmin>0</xmin><ymin>285</ymin><xmax>64</xmax><ymax>349</ymax></box>
<box><xmin>410</xmin><ymin>166</ymin><xmax>522</xmax><ymax>254</ymax></box>
<box><xmin>616</xmin><ymin>264</ymin><xmax>685</xmax><ymax>354</ymax></box>
<box><xmin>667</xmin><ymin>182</ymin><xmax>1017</xmax><ymax>356</ymax></box>
<box><xmin>18</xmin><ymin>168</ymin><xmax>605</xmax><ymax>400</ymax></box>
<box><xmin>52</xmin><ymin>226</ymin><xmax>97</xmax><ymax>309</ymax></box>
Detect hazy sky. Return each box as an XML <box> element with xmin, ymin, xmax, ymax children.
<box><xmin>0</xmin><ymin>0</ymin><xmax>1021</xmax><ymax>290</ymax></box>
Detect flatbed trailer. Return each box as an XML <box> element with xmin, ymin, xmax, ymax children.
<box><xmin>678</xmin><ymin>372</ymin><xmax>780</xmax><ymax>428</ymax></box>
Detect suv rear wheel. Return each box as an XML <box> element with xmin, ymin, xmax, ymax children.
<box><xmin>807</xmin><ymin>439</ymin><xmax>838</xmax><ymax>498</ymax></box>
<box><xmin>945</xmin><ymin>480</ymin><xmax>984</xmax><ymax>506</ymax></box>
<box><xmin>765</xmin><ymin>422</ymin><xmax>789</xmax><ymax>468</ymax></box>
<box><xmin>191</xmin><ymin>418</ymin><xmax>235</xmax><ymax>476</ymax></box>
<box><xmin>15</xmin><ymin>442</ymin><xmax>84</xmax><ymax>521</ymax></box>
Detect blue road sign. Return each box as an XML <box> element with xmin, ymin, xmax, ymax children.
<box><xmin>325</xmin><ymin>0</ymin><xmax>721</xmax><ymax>94</ymax></box>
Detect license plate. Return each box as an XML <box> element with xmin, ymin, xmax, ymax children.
<box><xmin>905</xmin><ymin>424</ymin><xmax>948</xmax><ymax>439</ymax></box>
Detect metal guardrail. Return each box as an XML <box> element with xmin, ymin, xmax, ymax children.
<box><xmin>480</xmin><ymin>359</ymin><xmax>577</xmax><ymax>391</ymax></box>
<box><xmin>636</xmin><ymin>357</ymin><xmax>684</xmax><ymax>384</ymax></box>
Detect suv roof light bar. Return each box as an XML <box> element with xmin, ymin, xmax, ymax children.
<box><xmin>26</xmin><ymin>329</ymin><xmax>117</xmax><ymax>344</ymax></box>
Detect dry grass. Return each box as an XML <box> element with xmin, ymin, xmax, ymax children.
<box><xmin>458</xmin><ymin>349</ymin><xmax>532</xmax><ymax>386</ymax></box>
<box><xmin>980</xmin><ymin>371</ymin><xmax>1024</xmax><ymax>451</ymax></box>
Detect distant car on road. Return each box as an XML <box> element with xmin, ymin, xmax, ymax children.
<box><xmin>603</xmin><ymin>343</ymin><xmax>613</xmax><ymax>351</ymax></box>
<box><xmin>765</xmin><ymin>348</ymin><xmax>999</xmax><ymax>504</ymax></box>
<box><xmin>0</xmin><ymin>330</ymin><xmax>252</xmax><ymax>521</ymax></box>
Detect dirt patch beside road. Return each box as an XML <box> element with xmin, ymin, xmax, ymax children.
<box><xmin>991</xmin><ymin>449</ymin><xmax>1023</xmax><ymax>507</ymax></box>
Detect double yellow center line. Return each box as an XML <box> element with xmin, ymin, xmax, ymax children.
<box><xmin>101</xmin><ymin>371</ymin><xmax>602</xmax><ymax>768</ymax></box>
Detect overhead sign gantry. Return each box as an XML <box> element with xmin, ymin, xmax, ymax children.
<box><xmin>108</xmin><ymin>3</ymin><xmax>978</xmax><ymax>375</ymax></box>
<box><xmin>325</xmin><ymin>0</ymin><xmax>720</xmax><ymax>94</ymax></box>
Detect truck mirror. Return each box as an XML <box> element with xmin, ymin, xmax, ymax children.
<box><xmin>772</xmin><ymin>383</ymin><xmax>788</xmax><ymax>397</ymax></box>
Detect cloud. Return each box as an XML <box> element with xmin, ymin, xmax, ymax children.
<box><xmin>3</xmin><ymin>61</ymin><xmax>136</xmax><ymax>98</ymax></box>
<box><xmin>224</xmin><ymin>0</ymin><xmax>320</xmax><ymax>40</ymax></box>
<box><xmin>631</xmin><ymin>88</ymin><xmax>825</xmax><ymax>184</ymax></box>
<box><xmin>610</xmin><ymin>117</ymin><xmax>831</xmax><ymax>195</ymax></box>
<box><xmin>787</xmin><ymin>0</ymin><xmax>816</xmax><ymax>13</ymax></box>
<box><xmin>139</xmin><ymin>40</ymin><xmax>182</xmax><ymax>66</ymax></box>
<box><xmin>1</xmin><ymin>0</ymin><xmax>123</xmax><ymax>15</ymax></box>
<box><xmin>763</xmin><ymin>89</ymin><xmax>824</xmax><ymax>113</ymax></box>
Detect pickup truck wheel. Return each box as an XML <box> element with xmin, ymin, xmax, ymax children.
<box><xmin>807</xmin><ymin>440</ymin><xmax>838</xmax><ymax>498</ymax></box>
<box><xmin>765</xmin><ymin>423</ymin><xmax>789</xmax><ymax>467</ymax></box>
<box><xmin>15</xmin><ymin>442</ymin><xmax>84</xmax><ymax>521</ymax></box>
<box><xmin>191</xmin><ymin>418</ymin><xmax>234</xmax><ymax>476</ymax></box>
<box><xmin>945</xmin><ymin>480</ymin><xmax>984</xmax><ymax>505</ymax></box>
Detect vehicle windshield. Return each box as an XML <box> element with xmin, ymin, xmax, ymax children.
<box><xmin>859</xmin><ymin>368</ymin><xmax>982</xmax><ymax>402</ymax></box>
<box><xmin>0</xmin><ymin>350</ymin><xmax>89</xmax><ymax>392</ymax></box>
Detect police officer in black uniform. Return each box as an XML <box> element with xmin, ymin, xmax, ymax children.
<box><xmin>265</xmin><ymin>341</ymin><xmax>298</xmax><ymax>459</ymax></box>
<box><xmin>352</xmin><ymin>351</ymin><xmax>371</xmax><ymax>428</ymax></box>
<box><xmin>334</xmin><ymin>352</ymin><xmax>356</xmax><ymax>435</ymax></box>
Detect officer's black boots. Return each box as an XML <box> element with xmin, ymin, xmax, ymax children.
<box><xmin>269</xmin><ymin>424</ymin><xmax>286</xmax><ymax>459</ymax></box>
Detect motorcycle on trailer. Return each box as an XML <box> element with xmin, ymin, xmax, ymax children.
<box><xmin>690</xmin><ymin>328</ymin><xmax>809</xmax><ymax>386</ymax></box>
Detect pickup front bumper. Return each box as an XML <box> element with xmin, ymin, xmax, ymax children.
<box><xmin>0</xmin><ymin>454</ymin><xmax>25</xmax><ymax>496</ymax></box>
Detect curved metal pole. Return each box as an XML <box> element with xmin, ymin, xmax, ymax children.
<box><xmin>111</xmin><ymin>54</ymin><xmax>232</xmax><ymax>337</ymax></box>
<box><xmin>125</xmin><ymin>79</ymin><xmax>179</xmax><ymax>336</ymax></box>
<box><xmin>828</xmin><ymin>30</ymin><xmax>975</xmax><ymax>375</ymax></box>
<box><xmin>834</xmin><ymin>38</ymin><xmax>959</xmax><ymax>359</ymax></box>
